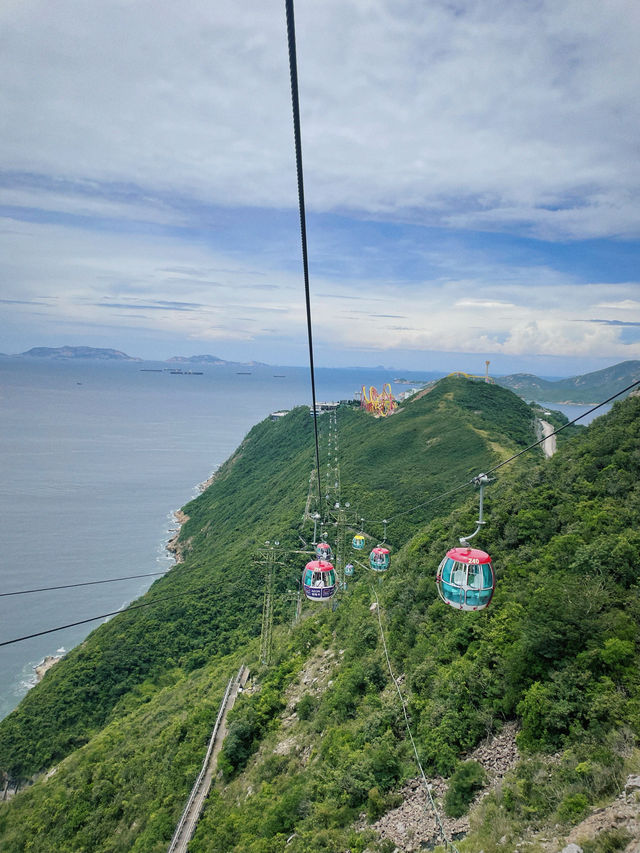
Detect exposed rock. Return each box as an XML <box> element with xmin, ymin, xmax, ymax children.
<box><xmin>35</xmin><ymin>655</ymin><xmax>62</xmax><ymax>682</ymax></box>
<box><xmin>626</xmin><ymin>776</ymin><xmax>640</xmax><ymax>803</ymax></box>
<box><xmin>166</xmin><ymin>510</ymin><xmax>190</xmax><ymax>562</ymax></box>
<box><xmin>370</xmin><ymin>723</ymin><xmax>519</xmax><ymax>851</ymax></box>
<box><xmin>564</xmin><ymin>783</ymin><xmax>640</xmax><ymax>852</ymax></box>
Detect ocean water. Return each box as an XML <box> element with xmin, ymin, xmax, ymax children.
<box><xmin>537</xmin><ymin>400</ymin><xmax>612</xmax><ymax>426</ymax></box>
<box><xmin>0</xmin><ymin>358</ymin><xmax>421</xmax><ymax>720</ymax></box>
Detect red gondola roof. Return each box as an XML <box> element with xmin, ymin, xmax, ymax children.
<box><xmin>305</xmin><ymin>559</ymin><xmax>335</xmax><ymax>572</ymax></box>
<box><xmin>445</xmin><ymin>546</ymin><xmax>491</xmax><ymax>564</ymax></box>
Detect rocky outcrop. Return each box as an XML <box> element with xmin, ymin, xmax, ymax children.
<box><xmin>34</xmin><ymin>655</ymin><xmax>61</xmax><ymax>682</ymax></box>
<box><xmin>558</xmin><ymin>779</ymin><xmax>640</xmax><ymax>853</ymax></box>
<box><xmin>166</xmin><ymin>510</ymin><xmax>190</xmax><ymax>563</ymax></box>
<box><xmin>370</xmin><ymin>722</ymin><xmax>519</xmax><ymax>851</ymax></box>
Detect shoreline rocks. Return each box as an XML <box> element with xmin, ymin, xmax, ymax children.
<box><xmin>34</xmin><ymin>655</ymin><xmax>62</xmax><ymax>682</ymax></box>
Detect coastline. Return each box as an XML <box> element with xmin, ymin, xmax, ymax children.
<box><xmin>166</xmin><ymin>509</ymin><xmax>190</xmax><ymax>563</ymax></box>
<box><xmin>35</xmin><ymin>655</ymin><xmax>62</xmax><ymax>683</ymax></box>
<box><xmin>165</xmin><ymin>465</ymin><xmax>219</xmax><ymax>563</ymax></box>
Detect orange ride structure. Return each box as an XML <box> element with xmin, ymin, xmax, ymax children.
<box><xmin>360</xmin><ymin>383</ymin><xmax>397</xmax><ymax>417</ymax></box>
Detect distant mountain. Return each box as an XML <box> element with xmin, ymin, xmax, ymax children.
<box><xmin>167</xmin><ymin>354</ymin><xmax>268</xmax><ymax>367</ymax></box>
<box><xmin>496</xmin><ymin>360</ymin><xmax>640</xmax><ymax>403</ymax></box>
<box><xmin>18</xmin><ymin>346</ymin><xmax>141</xmax><ymax>361</ymax></box>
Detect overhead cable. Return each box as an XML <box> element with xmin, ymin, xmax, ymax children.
<box><xmin>371</xmin><ymin>586</ymin><xmax>460</xmax><ymax>853</ymax></box>
<box><xmin>285</xmin><ymin>0</ymin><xmax>323</xmax><ymax>509</ymax></box>
<box><xmin>0</xmin><ymin>588</ymin><xmax>202</xmax><ymax>648</ymax></box>
<box><xmin>0</xmin><ymin>570</ymin><xmax>169</xmax><ymax>598</ymax></box>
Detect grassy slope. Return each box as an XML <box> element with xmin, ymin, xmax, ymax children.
<box><xmin>0</xmin><ymin>379</ymin><xmax>551</xmax><ymax>850</ymax></box>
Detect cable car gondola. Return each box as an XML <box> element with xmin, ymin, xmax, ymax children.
<box><xmin>436</xmin><ymin>473</ymin><xmax>495</xmax><ymax>611</ymax></box>
<box><xmin>315</xmin><ymin>541</ymin><xmax>333</xmax><ymax>560</ymax></box>
<box><xmin>352</xmin><ymin>533</ymin><xmax>365</xmax><ymax>550</ymax></box>
<box><xmin>302</xmin><ymin>559</ymin><xmax>336</xmax><ymax>600</ymax></box>
<box><xmin>345</xmin><ymin>563</ymin><xmax>354</xmax><ymax>576</ymax></box>
<box><xmin>436</xmin><ymin>547</ymin><xmax>494</xmax><ymax>610</ymax></box>
<box><xmin>369</xmin><ymin>546</ymin><xmax>390</xmax><ymax>572</ymax></box>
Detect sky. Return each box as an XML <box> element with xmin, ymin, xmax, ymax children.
<box><xmin>1</xmin><ymin>0</ymin><xmax>640</xmax><ymax>377</ymax></box>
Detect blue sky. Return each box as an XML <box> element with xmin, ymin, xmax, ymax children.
<box><xmin>1</xmin><ymin>0</ymin><xmax>640</xmax><ymax>376</ymax></box>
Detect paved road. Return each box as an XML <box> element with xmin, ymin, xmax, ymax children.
<box><xmin>539</xmin><ymin>419</ymin><xmax>557</xmax><ymax>458</ymax></box>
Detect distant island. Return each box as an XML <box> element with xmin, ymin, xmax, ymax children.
<box><xmin>3</xmin><ymin>347</ymin><xmax>265</xmax><ymax>368</ymax></box>
<box><xmin>167</xmin><ymin>354</ymin><xmax>268</xmax><ymax>367</ymax></box>
<box><xmin>15</xmin><ymin>346</ymin><xmax>142</xmax><ymax>361</ymax></box>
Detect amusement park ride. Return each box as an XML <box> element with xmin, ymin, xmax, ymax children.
<box><xmin>360</xmin><ymin>383</ymin><xmax>397</xmax><ymax>417</ymax></box>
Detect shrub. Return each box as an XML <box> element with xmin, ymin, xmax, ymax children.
<box><xmin>296</xmin><ymin>694</ymin><xmax>317</xmax><ymax>721</ymax></box>
<box><xmin>582</xmin><ymin>829</ymin><xmax>633</xmax><ymax>853</ymax></box>
<box><xmin>444</xmin><ymin>760</ymin><xmax>486</xmax><ymax>818</ymax></box>
<box><xmin>556</xmin><ymin>792</ymin><xmax>590</xmax><ymax>824</ymax></box>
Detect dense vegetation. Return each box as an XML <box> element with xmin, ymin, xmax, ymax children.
<box><xmin>0</xmin><ymin>378</ymin><xmax>637</xmax><ymax>853</ymax></box>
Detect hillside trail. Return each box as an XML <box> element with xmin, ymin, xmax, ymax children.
<box><xmin>168</xmin><ymin>665</ymin><xmax>249</xmax><ymax>853</ymax></box>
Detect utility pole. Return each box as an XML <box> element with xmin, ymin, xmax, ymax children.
<box><xmin>257</xmin><ymin>542</ymin><xmax>285</xmax><ymax>665</ymax></box>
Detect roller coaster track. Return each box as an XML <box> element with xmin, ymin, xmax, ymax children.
<box><xmin>168</xmin><ymin>664</ymin><xmax>249</xmax><ymax>853</ymax></box>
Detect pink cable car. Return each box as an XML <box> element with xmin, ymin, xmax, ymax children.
<box><xmin>302</xmin><ymin>559</ymin><xmax>337</xmax><ymax>600</ymax></box>
<box><xmin>369</xmin><ymin>546</ymin><xmax>390</xmax><ymax>572</ymax></box>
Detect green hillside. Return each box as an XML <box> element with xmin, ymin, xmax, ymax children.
<box><xmin>0</xmin><ymin>378</ymin><xmax>637</xmax><ymax>852</ymax></box>
<box><xmin>496</xmin><ymin>359</ymin><xmax>640</xmax><ymax>403</ymax></box>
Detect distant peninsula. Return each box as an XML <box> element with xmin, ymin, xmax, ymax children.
<box><xmin>495</xmin><ymin>359</ymin><xmax>640</xmax><ymax>404</ymax></box>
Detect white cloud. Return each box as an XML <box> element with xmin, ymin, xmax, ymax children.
<box><xmin>0</xmin><ymin>218</ymin><xmax>304</xmax><ymax>349</ymax></box>
<box><xmin>455</xmin><ymin>300</ymin><xmax>516</xmax><ymax>309</ymax></box>
<box><xmin>595</xmin><ymin>299</ymin><xmax>640</xmax><ymax>313</ymax></box>
<box><xmin>3</xmin><ymin>215</ymin><xmax>639</xmax><ymax>363</ymax></box>
<box><xmin>2</xmin><ymin>0</ymin><xmax>640</xmax><ymax>238</ymax></box>
<box><xmin>311</xmin><ymin>278</ymin><xmax>640</xmax><ymax>360</ymax></box>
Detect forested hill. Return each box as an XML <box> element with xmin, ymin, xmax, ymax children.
<box><xmin>0</xmin><ymin>380</ymin><xmax>638</xmax><ymax>852</ymax></box>
<box><xmin>496</xmin><ymin>359</ymin><xmax>640</xmax><ymax>403</ymax></box>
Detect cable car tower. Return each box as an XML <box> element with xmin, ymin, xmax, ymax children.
<box><xmin>257</xmin><ymin>542</ymin><xmax>286</xmax><ymax>664</ymax></box>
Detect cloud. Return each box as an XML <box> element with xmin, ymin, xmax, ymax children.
<box><xmin>590</xmin><ymin>319</ymin><xmax>640</xmax><ymax>327</ymax></box>
<box><xmin>2</xmin><ymin>1</ymin><xmax>640</xmax><ymax>369</ymax></box>
<box><xmin>595</xmin><ymin>300</ymin><xmax>640</xmax><ymax>311</ymax></box>
<box><xmin>95</xmin><ymin>300</ymin><xmax>204</xmax><ymax>312</ymax></box>
<box><xmin>455</xmin><ymin>300</ymin><xmax>516</xmax><ymax>309</ymax></box>
<box><xmin>0</xmin><ymin>297</ymin><xmax>52</xmax><ymax>306</ymax></box>
<box><xmin>2</xmin><ymin>0</ymin><xmax>640</xmax><ymax>239</ymax></box>
<box><xmin>366</xmin><ymin>313</ymin><xmax>407</xmax><ymax>319</ymax></box>
<box><xmin>3</xmin><ymin>215</ymin><xmax>640</xmax><ymax>365</ymax></box>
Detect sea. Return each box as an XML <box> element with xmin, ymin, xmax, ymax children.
<box><xmin>0</xmin><ymin>361</ymin><xmax>612</xmax><ymax>721</ymax></box>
